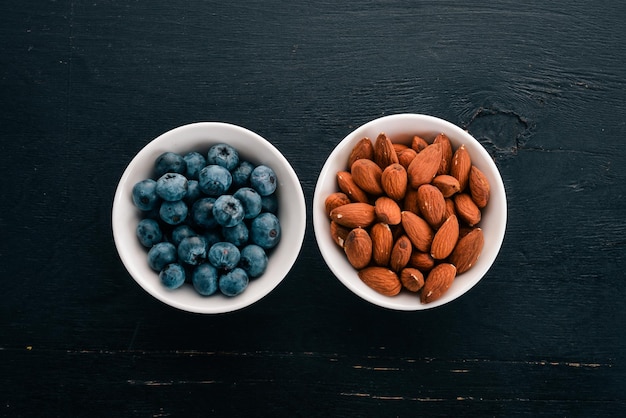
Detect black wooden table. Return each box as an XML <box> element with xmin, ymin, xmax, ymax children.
<box><xmin>3</xmin><ymin>1</ymin><xmax>626</xmax><ymax>416</ymax></box>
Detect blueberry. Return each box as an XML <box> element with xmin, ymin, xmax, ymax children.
<box><xmin>191</xmin><ymin>197</ymin><xmax>218</xmax><ymax>229</ymax></box>
<box><xmin>183</xmin><ymin>151</ymin><xmax>207</xmax><ymax>180</ymax></box>
<box><xmin>208</xmin><ymin>241</ymin><xmax>241</xmax><ymax>271</ymax></box>
<box><xmin>171</xmin><ymin>224</ymin><xmax>197</xmax><ymax>247</ymax></box>
<box><xmin>132</xmin><ymin>179</ymin><xmax>159</xmax><ymax>211</ymax></box>
<box><xmin>239</xmin><ymin>244</ymin><xmax>268</xmax><ymax>278</ymax></box>
<box><xmin>218</xmin><ymin>268</ymin><xmax>249</xmax><ymax>297</ymax></box>
<box><xmin>177</xmin><ymin>236</ymin><xmax>207</xmax><ymax>265</ymax></box>
<box><xmin>222</xmin><ymin>222</ymin><xmax>249</xmax><ymax>247</ymax></box>
<box><xmin>198</xmin><ymin>165</ymin><xmax>232</xmax><ymax>196</ymax></box>
<box><xmin>261</xmin><ymin>194</ymin><xmax>278</xmax><ymax>214</ymax></box>
<box><xmin>231</xmin><ymin>160</ymin><xmax>255</xmax><ymax>188</ymax></box>
<box><xmin>159</xmin><ymin>200</ymin><xmax>188</xmax><ymax>225</ymax></box>
<box><xmin>159</xmin><ymin>263</ymin><xmax>186</xmax><ymax>289</ymax></box>
<box><xmin>233</xmin><ymin>187</ymin><xmax>262</xmax><ymax>219</ymax></box>
<box><xmin>148</xmin><ymin>242</ymin><xmax>177</xmax><ymax>271</ymax></box>
<box><xmin>201</xmin><ymin>229</ymin><xmax>223</xmax><ymax>249</ymax></box>
<box><xmin>212</xmin><ymin>195</ymin><xmax>245</xmax><ymax>227</ymax></box>
<box><xmin>155</xmin><ymin>152</ymin><xmax>186</xmax><ymax>177</ymax></box>
<box><xmin>156</xmin><ymin>173</ymin><xmax>188</xmax><ymax>201</ymax></box>
<box><xmin>207</xmin><ymin>143</ymin><xmax>239</xmax><ymax>171</ymax></box>
<box><xmin>192</xmin><ymin>263</ymin><xmax>219</xmax><ymax>296</ymax></box>
<box><xmin>250</xmin><ymin>165</ymin><xmax>277</xmax><ymax>196</ymax></box>
<box><xmin>136</xmin><ymin>218</ymin><xmax>163</xmax><ymax>247</ymax></box>
<box><xmin>250</xmin><ymin>212</ymin><xmax>281</xmax><ymax>249</ymax></box>
<box><xmin>184</xmin><ymin>180</ymin><xmax>202</xmax><ymax>205</ymax></box>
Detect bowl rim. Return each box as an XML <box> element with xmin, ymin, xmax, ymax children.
<box><xmin>313</xmin><ymin>113</ymin><xmax>507</xmax><ymax>310</ymax></box>
<box><xmin>112</xmin><ymin>121</ymin><xmax>306</xmax><ymax>314</ymax></box>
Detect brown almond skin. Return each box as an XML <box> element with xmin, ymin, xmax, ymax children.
<box><xmin>433</xmin><ymin>133</ymin><xmax>453</xmax><ymax>175</ymax></box>
<box><xmin>390</xmin><ymin>235</ymin><xmax>412</xmax><ymax>272</ymax></box>
<box><xmin>432</xmin><ymin>175</ymin><xmax>461</xmax><ymax>198</ymax></box>
<box><xmin>417</xmin><ymin>184</ymin><xmax>446</xmax><ymax>229</ymax></box>
<box><xmin>411</xmin><ymin>135</ymin><xmax>429</xmax><ymax>153</ymax></box>
<box><xmin>400</xmin><ymin>267</ymin><xmax>425</xmax><ymax>292</ymax></box>
<box><xmin>375</xmin><ymin>196</ymin><xmax>402</xmax><ymax>225</ymax></box>
<box><xmin>325</xmin><ymin>192</ymin><xmax>351</xmax><ymax>216</ymax></box>
<box><xmin>392</xmin><ymin>143</ymin><xmax>409</xmax><ymax>153</ymax></box>
<box><xmin>469</xmin><ymin>165</ymin><xmax>490</xmax><ymax>208</ymax></box>
<box><xmin>348</xmin><ymin>137</ymin><xmax>374</xmax><ymax>168</ymax></box>
<box><xmin>450</xmin><ymin>145</ymin><xmax>471</xmax><ymax>192</ymax></box>
<box><xmin>381</xmin><ymin>163</ymin><xmax>408</xmax><ymax>201</ymax></box>
<box><xmin>330</xmin><ymin>202</ymin><xmax>376</xmax><ymax>228</ymax></box>
<box><xmin>358</xmin><ymin>267</ymin><xmax>402</xmax><ymax>296</ymax></box>
<box><xmin>330</xmin><ymin>221</ymin><xmax>351</xmax><ymax>248</ymax></box>
<box><xmin>397</xmin><ymin>148</ymin><xmax>417</xmax><ymax>169</ymax></box>
<box><xmin>407</xmin><ymin>142</ymin><xmax>442</xmax><ymax>188</ymax></box>
<box><xmin>351</xmin><ymin>158</ymin><xmax>384</xmax><ymax>196</ymax></box>
<box><xmin>421</xmin><ymin>263</ymin><xmax>457</xmax><ymax>304</ymax></box>
<box><xmin>454</xmin><ymin>193</ymin><xmax>481</xmax><ymax>227</ymax></box>
<box><xmin>403</xmin><ymin>186</ymin><xmax>421</xmax><ymax>216</ymax></box>
<box><xmin>374</xmin><ymin>133</ymin><xmax>399</xmax><ymax>169</ymax></box>
<box><xmin>431</xmin><ymin>215</ymin><xmax>460</xmax><ymax>259</ymax></box>
<box><xmin>444</xmin><ymin>198</ymin><xmax>456</xmax><ymax>219</ymax></box>
<box><xmin>409</xmin><ymin>251</ymin><xmax>435</xmax><ymax>272</ymax></box>
<box><xmin>449</xmin><ymin>228</ymin><xmax>484</xmax><ymax>274</ymax></box>
<box><xmin>370</xmin><ymin>222</ymin><xmax>394</xmax><ymax>266</ymax></box>
<box><xmin>401</xmin><ymin>211</ymin><xmax>433</xmax><ymax>253</ymax></box>
<box><xmin>344</xmin><ymin>227</ymin><xmax>372</xmax><ymax>269</ymax></box>
<box><xmin>337</xmin><ymin>171</ymin><xmax>369</xmax><ymax>203</ymax></box>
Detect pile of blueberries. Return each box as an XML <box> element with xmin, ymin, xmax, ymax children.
<box><xmin>131</xmin><ymin>143</ymin><xmax>281</xmax><ymax>297</ymax></box>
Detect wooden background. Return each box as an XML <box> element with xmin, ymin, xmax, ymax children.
<box><xmin>2</xmin><ymin>0</ymin><xmax>626</xmax><ymax>416</ymax></box>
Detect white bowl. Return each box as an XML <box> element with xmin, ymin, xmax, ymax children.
<box><xmin>112</xmin><ymin>122</ymin><xmax>306</xmax><ymax>314</ymax></box>
<box><xmin>313</xmin><ymin>114</ymin><xmax>507</xmax><ymax>310</ymax></box>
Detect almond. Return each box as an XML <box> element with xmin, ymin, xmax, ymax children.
<box><xmin>330</xmin><ymin>221</ymin><xmax>350</xmax><ymax>248</ymax></box>
<box><xmin>454</xmin><ymin>193</ymin><xmax>481</xmax><ymax>227</ymax></box>
<box><xmin>374</xmin><ymin>196</ymin><xmax>402</xmax><ymax>225</ymax></box>
<box><xmin>444</xmin><ymin>198</ymin><xmax>456</xmax><ymax>219</ymax></box>
<box><xmin>430</xmin><ymin>215</ymin><xmax>459</xmax><ymax>259</ymax></box>
<box><xmin>358</xmin><ymin>267</ymin><xmax>402</xmax><ymax>296</ymax></box>
<box><xmin>381</xmin><ymin>163</ymin><xmax>408</xmax><ymax>200</ymax></box>
<box><xmin>344</xmin><ymin>227</ymin><xmax>372</xmax><ymax>269</ymax></box>
<box><xmin>433</xmin><ymin>133</ymin><xmax>453</xmax><ymax>175</ymax></box>
<box><xmin>373</xmin><ymin>132</ymin><xmax>399</xmax><ymax>169</ymax></box>
<box><xmin>411</xmin><ymin>135</ymin><xmax>429</xmax><ymax>153</ymax></box>
<box><xmin>449</xmin><ymin>228</ymin><xmax>484</xmax><ymax>274</ymax></box>
<box><xmin>348</xmin><ymin>137</ymin><xmax>374</xmax><ymax>168</ymax></box>
<box><xmin>402</xmin><ymin>186</ymin><xmax>421</xmax><ymax>216</ymax></box>
<box><xmin>417</xmin><ymin>184</ymin><xmax>446</xmax><ymax>229</ymax></box>
<box><xmin>400</xmin><ymin>267</ymin><xmax>425</xmax><ymax>292</ymax></box>
<box><xmin>392</xmin><ymin>143</ymin><xmax>409</xmax><ymax>153</ymax></box>
<box><xmin>325</xmin><ymin>192</ymin><xmax>351</xmax><ymax>216</ymax></box>
<box><xmin>336</xmin><ymin>171</ymin><xmax>369</xmax><ymax>203</ymax></box>
<box><xmin>351</xmin><ymin>158</ymin><xmax>384</xmax><ymax>196</ymax></box>
<box><xmin>421</xmin><ymin>263</ymin><xmax>456</xmax><ymax>304</ymax></box>
<box><xmin>407</xmin><ymin>142</ymin><xmax>442</xmax><ymax>188</ymax></box>
<box><xmin>330</xmin><ymin>202</ymin><xmax>376</xmax><ymax>228</ymax></box>
<box><xmin>390</xmin><ymin>235</ymin><xmax>412</xmax><ymax>272</ymax></box>
<box><xmin>469</xmin><ymin>165</ymin><xmax>490</xmax><ymax>208</ymax></box>
<box><xmin>370</xmin><ymin>222</ymin><xmax>394</xmax><ymax>266</ymax></box>
<box><xmin>409</xmin><ymin>251</ymin><xmax>435</xmax><ymax>272</ymax></box>
<box><xmin>401</xmin><ymin>211</ymin><xmax>433</xmax><ymax>253</ymax></box>
<box><xmin>450</xmin><ymin>144</ymin><xmax>471</xmax><ymax>192</ymax></box>
<box><xmin>432</xmin><ymin>175</ymin><xmax>461</xmax><ymax>198</ymax></box>
<box><xmin>397</xmin><ymin>148</ymin><xmax>417</xmax><ymax>169</ymax></box>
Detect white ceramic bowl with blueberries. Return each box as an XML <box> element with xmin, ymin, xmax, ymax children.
<box><xmin>112</xmin><ymin>122</ymin><xmax>306</xmax><ymax>314</ymax></box>
<box><xmin>313</xmin><ymin>113</ymin><xmax>507</xmax><ymax>310</ymax></box>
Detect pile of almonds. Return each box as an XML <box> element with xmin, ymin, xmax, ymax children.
<box><xmin>325</xmin><ymin>132</ymin><xmax>490</xmax><ymax>303</ymax></box>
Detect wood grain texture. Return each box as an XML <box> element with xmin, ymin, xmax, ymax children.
<box><xmin>2</xmin><ymin>0</ymin><xmax>626</xmax><ymax>416</ymax></box>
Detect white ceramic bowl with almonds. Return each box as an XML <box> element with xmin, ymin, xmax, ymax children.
<box><xmin>313</xmin><ymin>113</ymin><xmax>506</xmax><ymax>310</ymax></box>
<box><xmin>113</xmin><ymin>122</ymin><xmax>306</xmax><ymax>314</ymax></box>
